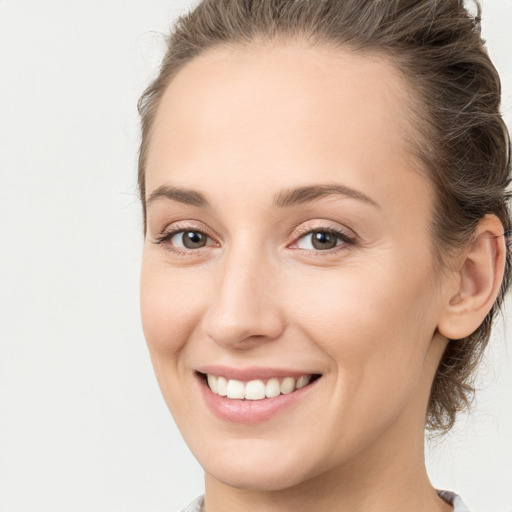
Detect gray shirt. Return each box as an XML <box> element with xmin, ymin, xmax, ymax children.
<box><xmin>179</xmin><ymin>490</ymin><xmax>470</xmax><ymax>511</ymax></box>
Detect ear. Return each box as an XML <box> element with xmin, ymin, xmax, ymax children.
<box><xmin>437</xmin><ymin>214</ymin><xmax>507</xmax><ymax>340</ymax></box>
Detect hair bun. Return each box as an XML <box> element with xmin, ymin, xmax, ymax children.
<box><xmin>459</xmin><ymin>0</ymin><xmax>482</xmax><ymax>35</ymax></box>
<box><xmin>473</xmin><ymin>13</ymin><xmax>482</xmax><ymax>35</ymax></box>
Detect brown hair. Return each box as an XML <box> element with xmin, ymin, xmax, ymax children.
<box><xmin>137</xmin><ymin>0</ymin><xmax>511</xmax><ymax>433</ymax></box>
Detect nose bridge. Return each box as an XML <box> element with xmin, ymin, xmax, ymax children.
<box><xmin>203</xmin><ymin>235</ymin><xmax>284</xmax><ymax>347</ymax></box>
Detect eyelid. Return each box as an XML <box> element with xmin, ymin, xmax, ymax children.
<box><xmin>290</xmin><ymin>222</ymin><xmax>357</xmax><ymax>244</ymax></box>
<box><xmin>286</xmin><ymin>223</ymin><xmax>358</xmax><ymax>256</ymax></box>
<box><xmin>155</xmin><ymin>220</ymin><xmax>213</xmax><ymax>237</ymax></box>
<box><xmin>152</xmin><ymin>221</ymin><xmax>219</xmax><ymax>249</ymax></box>
<box><xmin>152</xmin><ymin>220</ymin><xmax>357</xmax><ymax>256</ymax></box>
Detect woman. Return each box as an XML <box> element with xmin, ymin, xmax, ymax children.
<box><xmin>137</xmin><ymin>0</ymin><xmax>510</xmax><ymax>510</ymax></box>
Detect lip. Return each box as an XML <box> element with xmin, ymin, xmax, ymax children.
<box><xmin>196</xmin><ymin>365</ymin><xmax>319</xmax><ymax>381</ymax></box>
<box><xmin>194</xmin><ymin>367</ymin><xmax>322</xmax><ymax>424</ymax></box>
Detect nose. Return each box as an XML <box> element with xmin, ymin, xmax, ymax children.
<box><xmin>202</xmin><ymin>243</ymin><xmax>286</xmax><ymax>349</ymax></box>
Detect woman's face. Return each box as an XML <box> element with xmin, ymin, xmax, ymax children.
<box><xmin>140</xmin><ymin>42</ymin><xmax>450</xmax><ymax>491</ymax></box>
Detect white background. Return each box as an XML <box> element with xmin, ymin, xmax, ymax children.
<box><xmin>0</xmin><ymin>1</ymin><xmax>511</xmax><ymax>511</ymax></box>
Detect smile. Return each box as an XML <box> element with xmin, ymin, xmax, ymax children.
<box><xmin>205</xmin><ymin>373</ymin><xmax>318</xmax><ymax>400</ymax></box>
<box><xmin>196</xmin><ymin>368</ymin><xmax>323</xmax><ymax>423</ymax></box>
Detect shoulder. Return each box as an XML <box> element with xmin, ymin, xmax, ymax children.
<box><xmin>438</xmin><ymin>490</ymin><xmax>471</xmax><ymax>512</ymax></box>
<box><xmin>178</xmin><ymin>495</ymin><xmax>204</xmax><ymax>512</ymax></box>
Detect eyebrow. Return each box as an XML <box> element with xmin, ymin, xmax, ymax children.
<box><xmin>146</xmin><ymin>183</ymin><xmax>379</xmax><ymax>209</ymax></box>
<box><xmin>146</xmin><ymin>185</ymin><xmax>210</xmax><ymax>208</ymax></box>
<box><xmin>273</xmin><ymin>184</ymin><xmax>379</xmax><ymax>209</ymax></box>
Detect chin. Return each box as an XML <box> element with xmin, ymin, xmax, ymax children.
<box><xmin>208</xmin><ymin>465</ymin><xmax>311</xmax><ymax>492</ymax></box>
<box><xmin>198</xmin><ymin>442</ymin><xmax>319</xmax><ymax>492</ymax></box>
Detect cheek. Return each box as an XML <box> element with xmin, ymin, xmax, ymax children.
<box><xmin>289</xmin><ymin>258</ymin><xmax>435</xmax><ymax>337</ymax></box>
<box><xmin>285</xmin><ymin>258</ymin><xmax>439</xmax><ymax>395</ymax></box>
<box><xmin>140</xmin><ymin>255</ymin><xmax>203</xmax><ymax>361</ymax></box>
<box><xmin>140</xmin><ymin>255</ymin><xmax>209</xmax><ymax>421</ymax></box>
<box><xmin>278</xmin><ymin>263</ymin><xmax>439</xmax><ymax>456</ymax></box>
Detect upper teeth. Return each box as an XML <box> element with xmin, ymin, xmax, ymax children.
<box><xmin>206</xmin><ymin>374</ymin><xmax>312</xmax><ymax>400</ymax></box>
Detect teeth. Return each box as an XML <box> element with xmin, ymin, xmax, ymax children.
<box><xmin>207</xmin><ymin>374</ymin><xmax>218</xmax><ymax>394</ymax></box>
<box><xmin>296</xmin><ymin>375</ymin><xmax>310</xmax><ymax>389</ymax></box>
<box><xmin>245</xmin><ymin>380</ymin><xmax>266</xmax><ymax>400</ymax></box>
<box><xmin>280</xmin><ymin>377</ymin><xmax>296</xmax><ymax>394</ymax></box>
<box><xmin>217</xmin><ymin>376</ymin><xmax>227</xmax><ymax>396</ymax></box>
<box><xmin>226</xmin><ymin>379</ymin><xmax>245</xmax><ymax>399</ymax></box>
<box><xmin>205</xmin><ymin>374</ymin><xmax>314</xmax><ymax>400</ymax></box>
<box><xmin>265</xmin><ymin>378</ymin><xmax>281</xmax><ymax>398</ymax></box>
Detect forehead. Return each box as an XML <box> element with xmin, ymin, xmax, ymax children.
<box><xmin>145</xmin><ymin>40</ymin><xmax>429</xmax><ymax>219</ymax></box>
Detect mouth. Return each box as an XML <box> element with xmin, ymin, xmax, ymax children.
<box><xmin>195</xmin><ymin>366</ymin><xmax>324</xmax><ymax>423</ymax></box>
<box><xmin>197</xmin><ymin>372</ymin><xmax>322</xmax><ymax>401</ymax></box>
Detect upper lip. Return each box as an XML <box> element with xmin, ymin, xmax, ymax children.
<box><xmin>196</xmin><ymin>365</ymin><xmax>321</xmax><ymax>381</ymax></box>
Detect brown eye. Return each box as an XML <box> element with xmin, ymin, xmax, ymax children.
<box><xmin>176</xmin><ymin>231</ymin><xmax>208</xmax><ymax>249</ymax></box>
<box><xmin>153</xmin><ymin>225</ymin><xmax>216</xmax><ymax>254</ymax></box>
<box><xmin>294</xmin><ymin>227</ymin><xmax>355</xmax><ymax>252</ymax></box>
<box><xmin>310</xmin><ymin>231</ymin><xmax>339</xmax><ymax>250</ymax></box>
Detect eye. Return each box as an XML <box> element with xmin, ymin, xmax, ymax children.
<box><xmin>293</xmin><ymin>227</ymin><xmax>356</xmax><ymax>252</ymax></box>
<box><xmin>169</xmin><ymin>230</ymin><xmax>208</xmax><ymax>249</ymax></box>
<box><xmin>152</xmin><ymin>225</ymin><xmax>216</xmax><ymax>254</ymax></box>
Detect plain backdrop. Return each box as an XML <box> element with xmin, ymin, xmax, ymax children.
<box><xmin>0</xmin><ymin>1</ymin><xmax>511</xmax><ymax>511</ymax></box>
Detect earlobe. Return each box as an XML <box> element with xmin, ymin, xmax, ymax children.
<box><xmin>437</xmin><ymin>215</ymin><xmax>506</xmax><ymax>340</ymax></box>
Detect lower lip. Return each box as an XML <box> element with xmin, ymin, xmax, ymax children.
<box><xmin>196</xmin><ymin>373</ymin><xmax>321</xmax><ymax>424</ymax></box>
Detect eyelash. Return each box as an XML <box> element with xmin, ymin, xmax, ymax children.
<box><xmin>290</xmin><ymin>225</ymin><xmax>356</xmax><ymax>256</ymax></box>
<box><xmin>152</xmin><ymin>223</ymin><xmax>217</xmax><ymax>256</ymax></box>
<box><xmin>152</xmin><ymin>223</ymin><xmax>357</xmax><ymax>257</ymax></box>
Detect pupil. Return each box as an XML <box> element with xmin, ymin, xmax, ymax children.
<box><xmin>183</xmin><ymin>231</ymin><xmax>206</xmax><ymax>249</ymax></box>
<box><xmin>312</xmin><ymin>231</ymin><xmax>337</xmax><ymax>250</ymax></box>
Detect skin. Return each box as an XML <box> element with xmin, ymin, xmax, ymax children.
<box><xmin>140</xmin><ymin>40</ymin><xmax>461</xmax><ymax>511</ymax></box>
